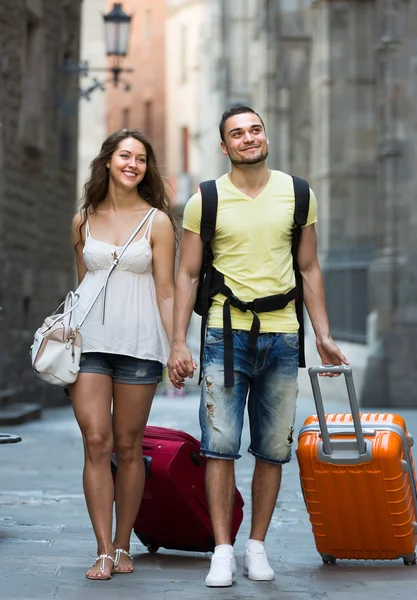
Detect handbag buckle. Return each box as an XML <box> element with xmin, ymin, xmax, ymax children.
<box><xmin>65</xmin><ymin>328</ymin><xmax>78</xmax><ymax>349</ymax></box>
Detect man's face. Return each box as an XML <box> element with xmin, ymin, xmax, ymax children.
<box><xmin>221</xmin><ymin>113</ymin><xmax>268</xmax><ymax>166</ymax></box>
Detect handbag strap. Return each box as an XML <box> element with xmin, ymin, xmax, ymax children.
<box><xmin>40</xmin><ymin>292</ymin><xmax>80</xmax><ymax>335</ymax></box>
<box><xmin>77</xmin><ymin>208</ymin><xmax>156</xmax><ymax>329</ymax></box>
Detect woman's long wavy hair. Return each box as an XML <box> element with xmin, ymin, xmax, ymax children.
<box><xmin>77</xmin><ymin>128</ymin><xmax>177</xmax><ymax>243</ymax></box>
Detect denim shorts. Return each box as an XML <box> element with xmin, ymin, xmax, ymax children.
<box><xmin>199</xmin><ymin>328</ymin><xmax>299</xmax><ymax>464</ymax></box>
<box><xmin>79</xmin><ymin>352</ymin><xmax>163</xmax><ymax>385</ymax></box>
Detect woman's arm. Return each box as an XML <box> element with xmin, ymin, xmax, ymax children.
<box><xmin>72</xmin><ymin>213</ymin><xmax>87</xmax><ymax>285</ymax></box>
<box><xmin>151</xmin><ymin>211</ymin><xmax>176</xmax><ymax>344</ymax></box>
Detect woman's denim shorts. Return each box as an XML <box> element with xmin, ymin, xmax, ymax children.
<box><xmin>78</xmin><ymin>352</ymin><xmax>163</xmax><ymax>385</ymax></box>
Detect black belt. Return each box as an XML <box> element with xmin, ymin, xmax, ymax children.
<box><xmin>220</xmin><ymin>283</ymin><xmax>298</xmax><ymax>387</ymax></box>
<box><xmin>197</xmin><ymin>269</ymin><xmax>304</xmax><ymax>388</ymax></box>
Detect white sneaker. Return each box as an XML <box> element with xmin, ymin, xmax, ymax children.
<box><xmin>205</xmin><ymin>546</ymin><xmax>236</xmax><ymax>587</ymax></box>
<box><xmin>243</xmin><ymin>540</ymin><xmax>275</xmax><ymax>581</ymax></box>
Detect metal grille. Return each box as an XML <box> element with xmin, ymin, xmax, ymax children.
<box><xmin>322</xmin><ymin>248</ymin><xmax>374</xmax><ymax>343</ymax></box>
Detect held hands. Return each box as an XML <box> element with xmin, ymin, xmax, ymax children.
<box><xmin>316</xmin><ymin>335</ymin><xmax>349</xmax><ymax>377</ymax></box>
<box><xmin>167</xmin><ymin>343</ymin><xmax>197</xmax><ymax>390</ymax></box>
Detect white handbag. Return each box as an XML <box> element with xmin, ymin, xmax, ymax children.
<box><xmin>31</xmin><ymin>214</ymin><xmax>153</xmax><ymax>386</ymax></box>
<box><xmin>31</xmin><ymin>291</ymin><xmax>82</xmax><ymax>386</ymax></box>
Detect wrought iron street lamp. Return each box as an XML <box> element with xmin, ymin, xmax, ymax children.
<box><xmin>104</xmin><ymin>3</ymin><xmax>131</xmax><ymax>57</ymax></box>
<box><xmin>62</xmin><ymin>2</ymin><xmax>133</xmax><ymax>102</ymax></box>
<box><xmin>103</xmin><ymin>3</ymin><xmax>132</xmax><ymax>87</ymax></box>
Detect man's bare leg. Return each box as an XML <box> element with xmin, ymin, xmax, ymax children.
<box><xmin>250</xmin><ymin>459</ymin><xmax>282</xmax><ymax>541</ymax></box>
<box><xmin>204</xmin><ymin>458</ymin><xmax>237</xmax><ymax>587</ymax></box>
<box><xmin>243</xmin><ymin>459</ymin><xmax>282</xmax><ymax>581</ymax></box>
<box><xmin>205</xmin><ymin>458</ymin><xmax>236</xmax><ymax>544</ymax></box>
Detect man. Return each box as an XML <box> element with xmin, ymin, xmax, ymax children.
<box><xmin>168</xmin><ymin>106</ymin><xmax>347</xmax><ymax>587</ymax></box>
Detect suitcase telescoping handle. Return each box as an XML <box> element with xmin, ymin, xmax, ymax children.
<box><xmin>308</xmin><ymin>365</ymin><xmax>366</xmax><ymax>456</ymax></box>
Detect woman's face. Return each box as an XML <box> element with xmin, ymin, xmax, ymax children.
<box><xmin>109</xmin><ymin>137</ymin><xmax>148</xmax><ymax>190</ymax></box>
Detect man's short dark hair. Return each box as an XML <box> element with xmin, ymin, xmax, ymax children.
<box><xmin>219</xmin><ymin>105</ymin><xmax>266</xmax><ymax>142</ymax></box>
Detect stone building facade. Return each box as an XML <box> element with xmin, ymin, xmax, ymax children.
<box><xmin>362</xmin><ymin>0</ymin><xmax>417</xmax><ymax>406</ymax></box>
<box><xmin>0</xmin><ymin>0</ymin><xmax>82</xmax><ymax>417</ymax></box>
<box><xmin>255</xmin><ymin>0</ymin><xmax>417</xmax><ymax>407</ymax></box>
<box><xmin>177</xmin><ymin>0</ymin><xmax>417</xmax><ymax>406</ymax></box>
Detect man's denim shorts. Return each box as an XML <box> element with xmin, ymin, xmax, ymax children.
<box><xmin>199</xmin><ymin>328</ymin><xmax>299</xmax><ymax>464</ymax></box>
<box><xmin>78</xmin><ymin>352</ymin><xmax>163</xmax><ymax>385</ymax></box>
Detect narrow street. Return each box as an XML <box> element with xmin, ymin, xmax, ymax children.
<box><xmin>1</xmin><ymin>390</ymin><xmax>417</xmax><ymax>599</ymax></box>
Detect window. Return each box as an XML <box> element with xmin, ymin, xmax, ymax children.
<box><xmin>180</xmin><ymin>24</ymin><xmax>187</xmax><ymax>84</ymax></box>
<box><xmin>181</xmin><ymin>127</ymin><xmax>189</xmax><ymax>173</ymax></box>
<box><xmin>122</xmin><ymin>108</ymin><xmax>130</xmax><ymax>129</ymax></box>
<box><xmin>22</xmin><ymin>269</ymin><xmax>33</xmax><ymax>330</ymax></box>
<box><xmin>144</xmin><ymin>101</ymin><xmax>153</xmax><ymax>139</ymax></box>
<box><xmin>144</xmin><ymin>9</ymin><xmax>152</xmax><ymax>41</ymax></box>
<box><xmin>19</xmin><ymin>11</ymin><xmax>45</xmax><ymax>152</ymax></box>
<box><xmin>59</xmin><ymin>50</ymin><xmax>77</xmax><ymax>168</ymax></box>
<box><xmin>22</xmin><ymin>297</ymin><xmax>31</xmax><ymax>330</ymax></box>
<box><xmin>60</xmin><ymin>130</ymin><xmax>73</xmax><ymax>164</ymax></box>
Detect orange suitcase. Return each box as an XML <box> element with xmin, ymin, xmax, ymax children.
<box><xmin>297</xmin><ymin>365</ymin><xmax>417</xmax><ymax>565</ymax></box>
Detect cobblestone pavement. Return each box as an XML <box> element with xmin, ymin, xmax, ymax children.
<box><xmin>1</xmin><ymin>386</ymin><xmax>417</xmax><ymax>600</ymax></box>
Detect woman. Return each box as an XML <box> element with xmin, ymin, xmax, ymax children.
<box><xmin>70</xmin><ymin>129</ymin><xmax>176</xmax><ymax>580</ymax></box>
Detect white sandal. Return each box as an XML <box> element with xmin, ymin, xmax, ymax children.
<box><xmin>114</xmin><ymin>548</ymin><xmax>134</xmax><ymax>573</ymax></box>
<box><xmin>86</xmin><ymin>554</ymin><xmax>114</xmax><ymax>580</ymax></box>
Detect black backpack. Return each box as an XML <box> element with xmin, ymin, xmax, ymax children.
<box><xmin>194</xmin><ymin>176</ymin><xmax>310</xmax><ymax>387</ymax></box>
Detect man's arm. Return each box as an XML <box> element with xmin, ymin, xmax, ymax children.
<box><xmin>297</xmin><ymin>224</ymin><xmax>348</xmax><ymax>375</ymax></box>
<box><xmin>167</xmin><ymin>229</ymin><xmax>203</xmax><ymax>387</ymax></box>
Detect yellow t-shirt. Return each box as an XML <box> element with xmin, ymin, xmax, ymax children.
<box><xmin>182</xmin><ymin>170</ymin><xmax>318</xmax><ymax>333</ymax></box>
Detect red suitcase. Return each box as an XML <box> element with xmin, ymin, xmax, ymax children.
<box><xmin>111</xmin><ymin>425</ymin><xmax>244</xmax><ymax>553</ymax></box>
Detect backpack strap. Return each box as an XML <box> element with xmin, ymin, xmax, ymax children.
<box><xmin>291</xmin><ymin>176</ymin><xmax>310</xmax><ymax>368</ymax></box>
<box><xmin>198</xmin><ymin>180</ymin><xmax>218</xmax><ymax>384</ymax></box>
<box><xmin>292</xmin><ymin>176</ymin><xmax>310</xmax><ymax>227</ymax></box>
<box><xmin>200</xmin><ymin>180</ymin><xmax>218</xmax><ymax>243</ymax></box>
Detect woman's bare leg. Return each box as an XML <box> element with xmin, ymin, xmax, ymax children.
<box><xmin>70</xmin><ymin>373</ymin><xmax>114</xmax><ymax>579</ymax></box>
<box><xmin>112</xmin><ymin>382</ymin><xmax>157</xmax><ymax>572</ymax></box>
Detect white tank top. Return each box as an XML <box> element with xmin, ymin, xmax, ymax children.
<box><xmin>71</xmin><ymin>208</ymin><xmax>170</xmax><ymax>364</ymax></box>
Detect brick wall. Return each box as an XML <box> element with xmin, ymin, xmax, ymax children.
<box><xmin>106</xmin><ymin>0</ymin><xmax>166</xmax><ymax>173</ymax></box>
<box><xmin>0</xmin><ymin>0</ymin><xmax>82</xmax><ymax>407</ymax></box>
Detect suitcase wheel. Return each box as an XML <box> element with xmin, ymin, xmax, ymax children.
<box><xmin>403</xmin><ymin>553</ymin><xmax>416</xmax><ymax>565</ymax></box>
<box><xmin>147</xmin><ymin>544</ymin><xmax>160</xmax><ymax>554</ymax></box>
<box><xmin>321</xmin><ymin>555</ymin><xmax>336</xmax><ymax>565</ymax></box>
